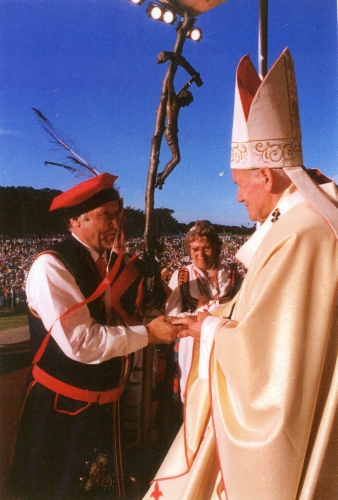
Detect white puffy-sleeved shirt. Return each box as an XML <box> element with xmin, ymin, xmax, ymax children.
<box><xmin>165</xmin><ymin>263</ymin><xmax>231</xmax><ymax>316</ymax></box>
<box><xmin>26</xmin><ymin>236</ymin><xmax>148</xmax><ymax>365</ymax></box>
<box><xmin>165</xmin><ymin>262</ymin><xmax>231</xmax><ymax>401</ymax></box>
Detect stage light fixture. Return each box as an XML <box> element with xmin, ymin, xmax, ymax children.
<box><xmin>177</xmin><ymin>20</ymin><xmax>203</xmax><ymax>42</ymax></box>
<box><xmin>162</xmin><ymin>9</ymin><xmax>175</xmax><ymax>24</ymax></box>
<box><xmin>187</xmin><ymin>27</ymin><xmax>203</xmax><ymax>41</ymax></box>
<box><xmin>147</xmin><ymin>3</ymin><xmax>176</xmax><ymax>24</ymax></box>
<box><xmin>148</xmin><ymin>4</ymin><xmax>161</xmax><ymax>19</ymax></box>
<box><xmin>129</xmin><ymin>0</ymin><xmax>145</xmax><ymax>5</ymax></box>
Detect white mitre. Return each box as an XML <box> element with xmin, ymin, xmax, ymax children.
<box><xmin>231</xmin><ymin>47</ymin><xmax>338</xmax><ymax>239</ymax></box>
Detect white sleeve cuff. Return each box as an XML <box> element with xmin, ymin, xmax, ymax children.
<box><xmin>178</xmin><ymin>336</ymin><xmax>195</xmax><ymax>402</ymax></box>
<box><xmin>198</xmin><ymin>316</ymin><xmax>222</xmax><ymax>380</ymax></box>
<box><xmin>127</xmin><ymin>325</ymin><xmax>148</xmax><ymax>351</ymax></box>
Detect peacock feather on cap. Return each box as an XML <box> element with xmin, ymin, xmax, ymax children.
<box><xmin>32</xmin><ymin>108</ymin><xmax>99</xmax><ymax>179</ymax></box>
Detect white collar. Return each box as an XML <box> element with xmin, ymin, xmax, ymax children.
<box><xmin>192</xmin><ymin>263</ymin><xmax>218</xmax><ymax>280</ymax></box>
<box><xmin>236</xmin><ymin>186</ymin><xmax>306</xmax><ymax>269</ymax></box>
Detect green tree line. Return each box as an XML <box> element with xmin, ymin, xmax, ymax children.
<box><xmin>0</xmin><ymin>186</ymin><xmax>254</xmax><ymax>237</ymax></box>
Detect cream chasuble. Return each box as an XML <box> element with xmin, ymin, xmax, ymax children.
<box><xmin>143</xmin><ymin>198</ymin><xmax>338</xmax><ymax>500</ymax></box>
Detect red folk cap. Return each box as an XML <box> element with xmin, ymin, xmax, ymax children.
<box><xmin>49</xmin><ymin>172</ymin><xmax>120</xmax><ymax>214</ymax></box>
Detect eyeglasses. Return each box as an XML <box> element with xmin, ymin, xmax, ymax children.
<box><xmin>190</xmin><ymin>245</ymin><xmax>213</xmax><ymax>254</ymax></box>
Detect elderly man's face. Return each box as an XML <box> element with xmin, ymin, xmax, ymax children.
<box><xmin>190</xmin><ymin>236</ymin><xmax>215</xmax><ymax>271</ymax></box>
<box><xmin>71</xmin><ymin>200</ymin><xmax>121</xmax><ymax>254</ymax></box>
<box><xmin>232</xmin><ymin>169</ymin><xmax>272</xmax><ymax>222</ymax></box>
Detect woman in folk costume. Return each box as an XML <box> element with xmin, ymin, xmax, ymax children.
<box><xmin>143</xmin><ymin>48</ymin><xmax>338</xmax><ymax>500</ymax></box>
<box><xmin>156</xmin><ymin>222</ymin><xmax>240</xmax><ymax>454</ymax></box>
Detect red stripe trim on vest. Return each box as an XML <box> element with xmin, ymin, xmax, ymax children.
<box><xmin>32</xmin><ymin>364</ymin><xmax>126</xmax><ymax>405</ymax></box>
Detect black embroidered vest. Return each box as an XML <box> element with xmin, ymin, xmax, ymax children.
<box><xmin>28</xmin><ymin>236</ymin><xmax>125</xmax><ymax>391</ymax></box>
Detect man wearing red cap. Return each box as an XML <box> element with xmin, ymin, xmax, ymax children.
<box><xmin>7</xmin><ymin>173</ymin><xmax>182</xmax><ymax>499</ymax></box>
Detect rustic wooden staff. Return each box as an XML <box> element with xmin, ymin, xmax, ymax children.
<box><xmin>141</xmin><ymin>10</ymin><xmax>197</xmax><ymax>463</ymax></box>
<box><xmin>139</xmin><ymin>0</ymin><xmax>270</xmax><ymax>489</ymax></box>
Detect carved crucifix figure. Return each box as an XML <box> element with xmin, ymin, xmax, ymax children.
<box><xmin>155</xmin><ymin>51</ymin><xmax>202</xmax><ymax>190</ymax></box>
<box><xmin>156</xmin><ymin>78</ymin><xmax>194</xmax><ymax>189</ymax></box>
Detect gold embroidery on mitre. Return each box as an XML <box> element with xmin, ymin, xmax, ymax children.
<box><xmin>231</xmin><ymin>143</ymin><xmax>248</xmax><ymax>164</ymax></box>
<box><xmin>254</xmin><ymin>139</ymin><xmax>302</xmax><ymax>166</ymax></box>
<box><xmin>231</xmin><ymin>139</ymin><xmax>302</xmax><ymax>168</ymax></box>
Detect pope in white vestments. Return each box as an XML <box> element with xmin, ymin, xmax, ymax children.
<box><xmin>143</xmin><ymin>48</ymin><xmax>338</xmax><ymax>500</ymax></box>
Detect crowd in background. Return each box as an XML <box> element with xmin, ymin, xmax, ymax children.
<box><xmin>0</xmin><ymin>233</ymin><xmax>248</xmax><ymax>311</ymax></box>
<box><xmin>0</xmin><ymin>235</ymin><xmax>64</xmax><ymax>310</ymax></box>
<box><xmin>127</xmin><ymin>234</ymin><xmax>248</xmax><ymax>281</ymax></box>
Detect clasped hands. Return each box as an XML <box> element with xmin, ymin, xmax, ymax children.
<box><xmin>145</xmin><ymin>310</ymin><xmax>211</xmax><ymax>344</ymax></box>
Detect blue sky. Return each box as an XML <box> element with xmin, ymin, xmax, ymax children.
<box><xmin>0</xmin><ymin>0</ymin><xmax>337</xmax><ymax>226</ymax></box>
